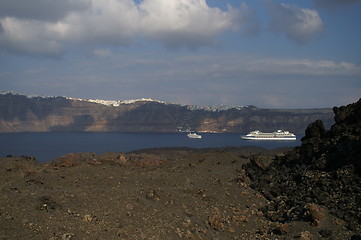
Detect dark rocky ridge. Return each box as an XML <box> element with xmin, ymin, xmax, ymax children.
<box><xmin>244</xmin><ymin>98</ymin><xmax>361</xmax><ymax>232</ymax></box>
<box><xmin>0</xmin><ymin>92</ymin><xmax>334</xmax><ymax>134</ymax></box>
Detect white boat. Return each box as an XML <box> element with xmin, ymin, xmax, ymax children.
<box><xmin>187</xmin><ymin>133</ymin><xmax>202</xmax><ymax>139</ymax></box>
<box><xmin>241</xmin><ymin>130</ymin><xmax>296</xmax><ymax>140</ymax></box>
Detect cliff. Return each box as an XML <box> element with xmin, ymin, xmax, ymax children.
<box><xmin>0</xmin><ymin>92</ymin><xmax>334</xmax><ymax>134</ymax></box>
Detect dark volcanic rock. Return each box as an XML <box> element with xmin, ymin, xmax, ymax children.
<box><xmin>244</xmin><ymin>98</ymin><xmax>361</xmax><ymax>231</ymax></box>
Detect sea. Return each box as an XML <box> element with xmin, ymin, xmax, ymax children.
<box><xmin>0</xmin><ymin>132</ymin><xmax>302</xmax><ymax>163</ymax></box>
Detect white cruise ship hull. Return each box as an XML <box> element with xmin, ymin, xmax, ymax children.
<box><xmin>241</xmin><ymin>136</ymin><xmax>296</xmax><ymax>140</ymax></box>
<box><xmin>241</xmin><ymin>130</ymin><xmax>296</xmax><ymax>141</ymax></box>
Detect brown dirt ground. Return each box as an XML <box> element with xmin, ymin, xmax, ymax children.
<box><xmin>0</xmin><ymin>147</ymin><xmax>355</xmax><ymax>239</ymax></box>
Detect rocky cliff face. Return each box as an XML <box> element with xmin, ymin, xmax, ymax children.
<box><xmin>244</xmin><ymin>98</ymin><xmax>361</xmax><ymax>231</ymax></box>
<box><xmin>0</xmin><ymin>92</ymin><xmax>334</xmax><ymax>133</ymax></box>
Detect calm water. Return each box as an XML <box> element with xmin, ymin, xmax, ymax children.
<box><xmin>0</xmin><ymin>132</ymin><xmax>302</xmax><ymax>162</ymax></box>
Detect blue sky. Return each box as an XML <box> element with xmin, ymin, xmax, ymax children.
<box><xmin>0</xmin><ymin>0</ymin><xmax>360</xmax><ymax>108</ymax></box>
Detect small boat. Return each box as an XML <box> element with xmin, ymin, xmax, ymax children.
<box><xmin>187</xmin><ymin>133</ymin><xmax>202</xmax><ymax>139</ymax></box>
<box><xmin>241</xmin><ymin>130</ymin><xmax>296</xmax><ymax>140</ymax></box>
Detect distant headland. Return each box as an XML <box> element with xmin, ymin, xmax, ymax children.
<box><xmin>0</xmin><ymin>91</ymin><xmax>334</xmax><ymax>134</ymax></box>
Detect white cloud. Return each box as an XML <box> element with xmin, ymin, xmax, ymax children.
<box><xmin>103</xmin><ymin>55</ymin><xmax>361</xmax><ymax>107</ymax></box>
<box><xmin>0</xmin><ymin>0</ymin><xmax>252</xmax><ymax>55</ymax></box>
<box><xmin>264</xmin><ymin>1</ymin><xmax>324</xmax><ymax>44</ymax></box>
<box><xmin>0</xmin><ymin>17</ymin><xmax>64</xmax><ymax>56</ymax></box>
<box><xmin>138</xmin><ymin>0</ymin><xmax>247</xmax><ymax>49</ymax></box>
<box><xmin>247</xmin><ymin>58</ymin><xmax>361</xmax><ymax>76</ymax></box>
<box><xmin>97</xmin><ymin>54</ymin><xmax>361</xmax><ymax>86</ymax></box>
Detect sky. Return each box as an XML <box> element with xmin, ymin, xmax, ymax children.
<box><xmin>0</xmin><ymin>0</ymin><xmax>360</xmax><ymax>108</ymax></box>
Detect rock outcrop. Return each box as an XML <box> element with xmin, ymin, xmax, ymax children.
<box><xmin>244</xmin><ymin>98</ymin><xmax>361</xmax><ymax>232</ymax></box>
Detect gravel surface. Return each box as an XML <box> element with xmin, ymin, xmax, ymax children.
<box><xmin>0</xmin><ymin>146</ymin><xmax>355</xmax><ymax>239</ymax></box>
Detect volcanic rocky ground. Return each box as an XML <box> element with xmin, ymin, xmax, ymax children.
<box><xmin>1</xmin><ymin>99</ymin><xmax>361</xmax><ymax>240</ymax></box>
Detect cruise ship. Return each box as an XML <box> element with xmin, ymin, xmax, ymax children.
<box><xmin>241</xmin><ymin>130</ymin><xmax>296</xmax><ymax>140</ymax></box>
